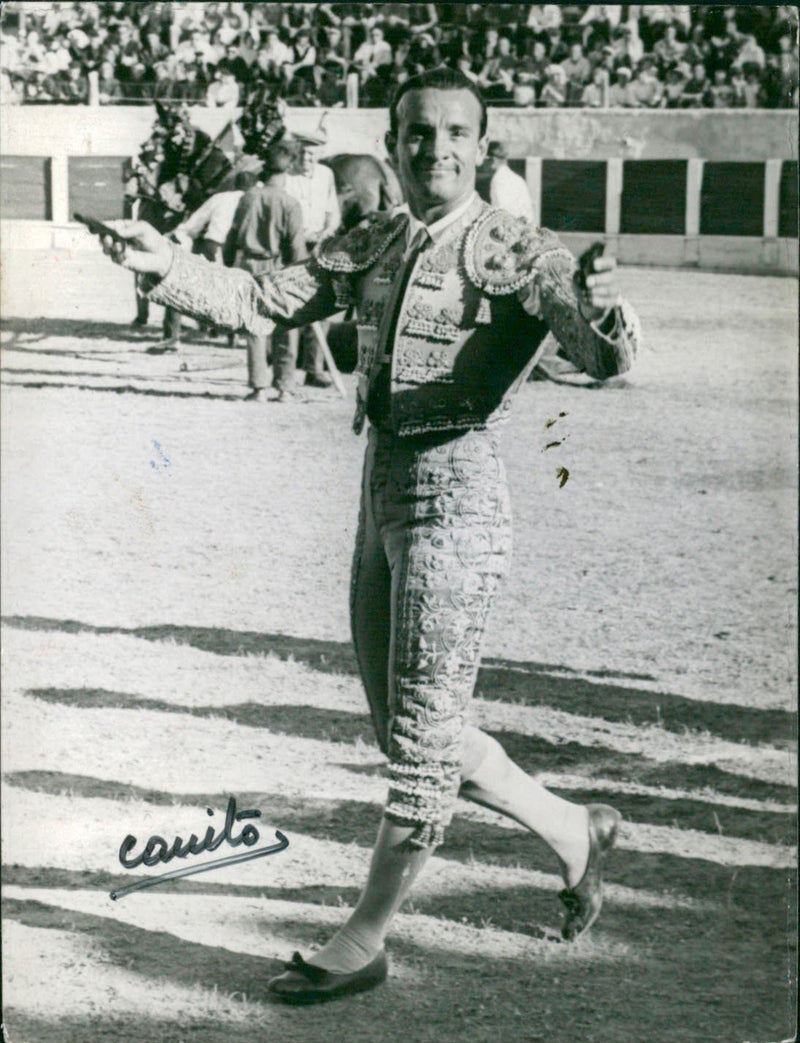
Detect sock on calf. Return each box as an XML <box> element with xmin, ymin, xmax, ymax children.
<box><xmin>306</xmin><ymin>817</ymin><xmax>434</xmax><ymax>974</ymax></box>
<box><xmin>460</xmin><ymin>726</ymin><xmax>591</xmax><ymax>888</ymax></box>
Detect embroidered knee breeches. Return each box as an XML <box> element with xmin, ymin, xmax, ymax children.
<box><xmin>350</xmin><ymin>426</ymin><xmax>513</xmax><ymax>849</ymax></box>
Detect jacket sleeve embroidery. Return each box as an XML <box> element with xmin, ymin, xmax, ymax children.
<box><xmin>146</xmin><ymin>246</ymin><xmax>339</xmax><ymax>332</ymax></box>
<box><xmin>463</xmin><ymin>207</ymin><xmax>640</xmax><ymax>379</ymax></box>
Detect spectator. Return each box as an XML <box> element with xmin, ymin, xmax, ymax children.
<box><xmin>729</xmin><ymin>66</ymin><xmax>748</xmax><ymax>107</ymax></box>
<box><xmin>408</xmin><ymin>32</ymin><xmax>441</xmax><ymax>72</ymax></box>
<box><xmin>539</xmin><ymin>64</ymin><xmax>567</xmax><ymax>107</ymax></box>
<box><xmin>151</xmin><ymin>60</ymin><xmax>180</xmax><ymax>102</ymax></box>
<box><xmin>662</xmin><ymin>64</ymin><xmax>689</xmax><ymax>108</ymax></box>
<box><xmin>540</xmin><ymin>5</ymin><xmax>564</xmax><ymax>33</ymax></box>
<box><xmin>317</xmin><ymin>26</ymin><xmax>348</xmax><ymax>72</ymax></box>
<box><xmin>681</xmin><ymin>62</ymin><xmax>711</xmax><ymax>107</ymax></box>
<box><xmin>455</xmin><ymin>54</ymin><xmax>480</xmax><ymax>86</ymax></box>
<box><xmin>733</xmin><ymin>33</ymin><xmax>766</xmax><ymax>71</ymax></box>
<box><xmin>682</xmin><ymin>24</ymin><xmax>709</xmax><ymax>69</ymax></box>
<box><xmin>96</xmin><ymin>57</ymin><xmax>122</xmax><ymax>103</ymax></box>
<box><xmin>54</xmin><ymin>63</ymin><xmax>89</xmax><ymax>103</ymax></box>
<box><xmin>237</xmin><ymin>31</ymin><xmax>260</xmax><ymax>68</ymax></box>
<box><xmin>581</xmin><ymin>66</ymin><xmax>608</xmax><ymax>107</ymax></box>
<box><xmin>315</xmin><ymin>59</ymin><xmax>348</xmax><ymax>107</ymax></box>
<box><xmin>627</xmin><ymin>59</ymin><xmax>664</xmax><ymax>107</ymax></box>
<box><xmin>763</xmin><ymin>49</ymin><xmax>797</xmax><ymax>108</ymax></box>
<box><xmin>740</xmin><ymin>66</ymin><xmax>763</xmax><ymax>108</ymax></box>
<box><xmin>173</xmin><ymin>61</ymin><xmax>206</xmax><ymax>102</ymax></box>
<box><xmin>653</xmin><ymin>24</ymin><xmax>686</xmax><ymax>72</ymax></box>
<box><xmin>43</xmin><ymin>33</ymin><xmax>73</xmax><ymax>76</ymax></box>
<box><xmin>353</xmin><ymin>24</ymin><xmax>393</xmax><ymax>78</ymax></box>
<box><xmin>1</xmin><ymin>66</ymin><xmax>23</xmax><ymax>104</ymax></box>
<box><xmin>221</xmin><ymin>42</ymin><xmax>250</xmax><ymax>84</ymax></box>
<box><xmin>561</xmin><ymin>41</ymin><xmax>592</xmax><ymax>85</ymax></box>
<box><xmin>248</xmin><ymin>3</ymin><xmax>285</xmax><ymax>41</ymax></box>
<box><xmin>518</xmin><ymin>38</ymin><xmax>549</xmax><ymax>91</ymax></box>
<box><xmin>579</xmin><ymin>5</ymin><xmax>622</xmax><ymax>50</ymax></box>
<box><xmin>476</xmin><ymin>25</ymin><xmax>501</xmax><ymax>62</ymax></box>
<box><xmin>595</xmin><ymin>45</ymin><xmax>618</xmax><ymax>81</ymax></box>
<box><xmin>607</xmin><ymin>64</ymin><xmax>632</xmax><ymax>106</ymax></box>
<box><xmin>2</xmin><ymin>3</ymin><xmax>798</xmax><ymax>112</ymax></box>
<box><xmin>285</xmin><ymin>26</ymin><xmax>317</xmax><ymax>85</ymax></box>
<box><xmin>612</xmin><ymin>22</ymin><xmax>644</xmax><ymax>69</ymax></box>
<box><xmin>639</xmin><ymin>6</ymin><xmax>673</xmax><ymax>50</ymax></box>
<box><xmin>544</xmin><ymin>24</ymin><xmax>569</xmax><ymax>63</ymax></box>
<box><xmin>255</xmin><ymin>26</ymin><xmax>292</xmax><ymax>79</ymax></box>
<box><xmin>476</xmin><ymin>34</ymin><xmax>516</xmax><ymax>101</ymax></box>
<box><xmin>707</xmin><ymin>12</ymin><xmax>742</xmax><ymax>74</ymax></box>
<box><xmin>23</xmin><ymin>69</ymin><xmax>60</xmax><ymax>104</ymax></box>
<box><xmin>705</xmin><ymin>68</ymin><xmax>736</xmax><ymax>108</ymax></box>
<box><xmin>143</xmin><ymin>28</ymin><xmax>170</xmax><ymax>64</ymax></box>
<box><xmin>205</xmin><ymin>61</ymin><xmax>240</xmax><ymax>107</ymax></box>
<box><xmin>407</xmin><ymin>3</ymin><xmax>440</xmax><ymax>42</ymax></box>
<box><xmin>777</xmin><ymin>34</ymin><xmax>799</xmax><ymax>97</ymax></box>
<box><xmin>512</xmin><ymin>70</ymin><xmax>537</xmax><ymax>108</ymax></box>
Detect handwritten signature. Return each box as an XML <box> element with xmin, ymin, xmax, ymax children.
<box><xmin>111</xmin><ymin>796</ymin><xmax>288</xmax><ymax>901</ymax></box>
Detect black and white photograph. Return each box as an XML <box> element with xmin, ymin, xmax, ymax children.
<box><xmin>0</xmin><ymin>3</ymin><xmax>797</xmax><ymax>1041</ymax></box>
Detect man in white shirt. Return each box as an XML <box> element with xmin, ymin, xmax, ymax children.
<box><xmin>285</xmin><ymin>127</ymin><xmax>342</xmax><ymax>388</ymax></box>
<box><xmin>484</xmin><ymin>140</ymin><xmax>534</xmax><ymax>222</ymax></box>
<box><xmin>171</xmin><ymin>173</ymin><xmax>256</xmax><ymax>263</ymax></box>
<box><xmin>353</xmin><ymin>25</ymin><xmax>393</xmax><ymax>79</ymax></box>
<box><xmin>257</xmin><ymin>27</ymin><xmax>293</xmax><ymax>78</ymax></box>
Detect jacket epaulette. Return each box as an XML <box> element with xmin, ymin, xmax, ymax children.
<box><xmin>317</xmin><ymin>211</ymin><xmax>409</xmax><ymax>273</ymax></box>
<box><xmin>464</xmin><ymin>207</ymin><xmax>568</xmax><ymax>295</ymax></box>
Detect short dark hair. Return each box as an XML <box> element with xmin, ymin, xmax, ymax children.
<box><xmin>388</xmin><ymin>66</ymin><xmax>487</xmax><ymax>140</ymax></box>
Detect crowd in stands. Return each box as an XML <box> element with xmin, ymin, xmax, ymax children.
<box><xmin>1</xmin><ymin>3</ymin><xmax>798</xmax><ymax>109</ymax></box>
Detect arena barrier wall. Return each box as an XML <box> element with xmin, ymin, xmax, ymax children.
<box><xmin>1</xmin><ymin>105</ymin><xmax>797</xmax><ymax>273</ymax></box>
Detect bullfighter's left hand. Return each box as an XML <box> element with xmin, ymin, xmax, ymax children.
<box><xmin>578</xmin><ymin>255</ymin><xmax>621</xmax><ymax>322</ymax></box>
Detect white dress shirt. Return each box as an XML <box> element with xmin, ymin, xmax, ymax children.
<box><xmin>285</xmin><ymin>163</ymin><xmax>341</xmax><ymax>242</ymax></box>
<box><xmin>398</xmin><ymin>190</ymin><xmax>479</xmax><ymax>256</ymax></box>
<box><xmin>489</xmin><ymin>164</ymin><xmax>534</xmax><ymax>222</ymax></box>
<box><xmin>174</xmin><ymin>190</ymin><xmax>244</xmax><ymax>247</ymax></box>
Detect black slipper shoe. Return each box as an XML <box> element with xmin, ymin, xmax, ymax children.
<box><xmin>267</xmin><ymin>950</ymin><xmax>388</xmax><ymax>1005</ymax></box>
<box><xmin>559</xmin><ymin>803</ymin><xmax>622</xmax><ymax>941</ymax></box>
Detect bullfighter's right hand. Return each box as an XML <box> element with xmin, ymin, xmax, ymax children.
<box><xmin>100</xmin><ymin>220</ymin><xmax>173</xmax><ymax>279</ymax></box>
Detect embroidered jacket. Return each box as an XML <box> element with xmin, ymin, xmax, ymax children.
<box><xmin>148</xmin><ymin>195</ymin><xmax>640</xmax><ymax>437</ymax></box>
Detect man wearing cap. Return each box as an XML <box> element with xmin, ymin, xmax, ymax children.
<box><xmin>101</xmin><ymin>66</ymin><xmax>640</xmax><ymax>1004</ymax></box>
<box><xmin>482</xmin><ymin>140</ymin><xmax>534</xmax><ymax>222</ymax></box>
<box><xmin>284</xmin><ymin>126</ymin><xmax>342</xmax><ymax>388</ymax></box>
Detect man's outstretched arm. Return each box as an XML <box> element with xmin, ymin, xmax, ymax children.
<box><xmin>101</xmin><ymin>220</ymin><xmax>340</xmax><ymax>336</ymax></box>
<box><xmin>519</xmin><ymin>239</ymin><xmax>640</xmax><ymax>380</ymax></box>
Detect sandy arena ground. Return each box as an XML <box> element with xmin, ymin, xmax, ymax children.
<box><xmin>1</xmin><ymin>249</ymin><xmax>797</xmax><ymax>1043</ymax></box>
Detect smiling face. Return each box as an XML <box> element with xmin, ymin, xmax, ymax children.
<box><xmin>386</xmin><ymin>87</ymin><xmax>487</xmax><ymax>221</ymax></box>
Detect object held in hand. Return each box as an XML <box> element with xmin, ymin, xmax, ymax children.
<box><xmin>73</xmin><ymin>212</ymin><xmax>127</xmax><ymax>245</ymax></box>
<box><xmin>577</xmin><ymin>240</ymin><xmax>606</xmax><ymax>290</ymax></box>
